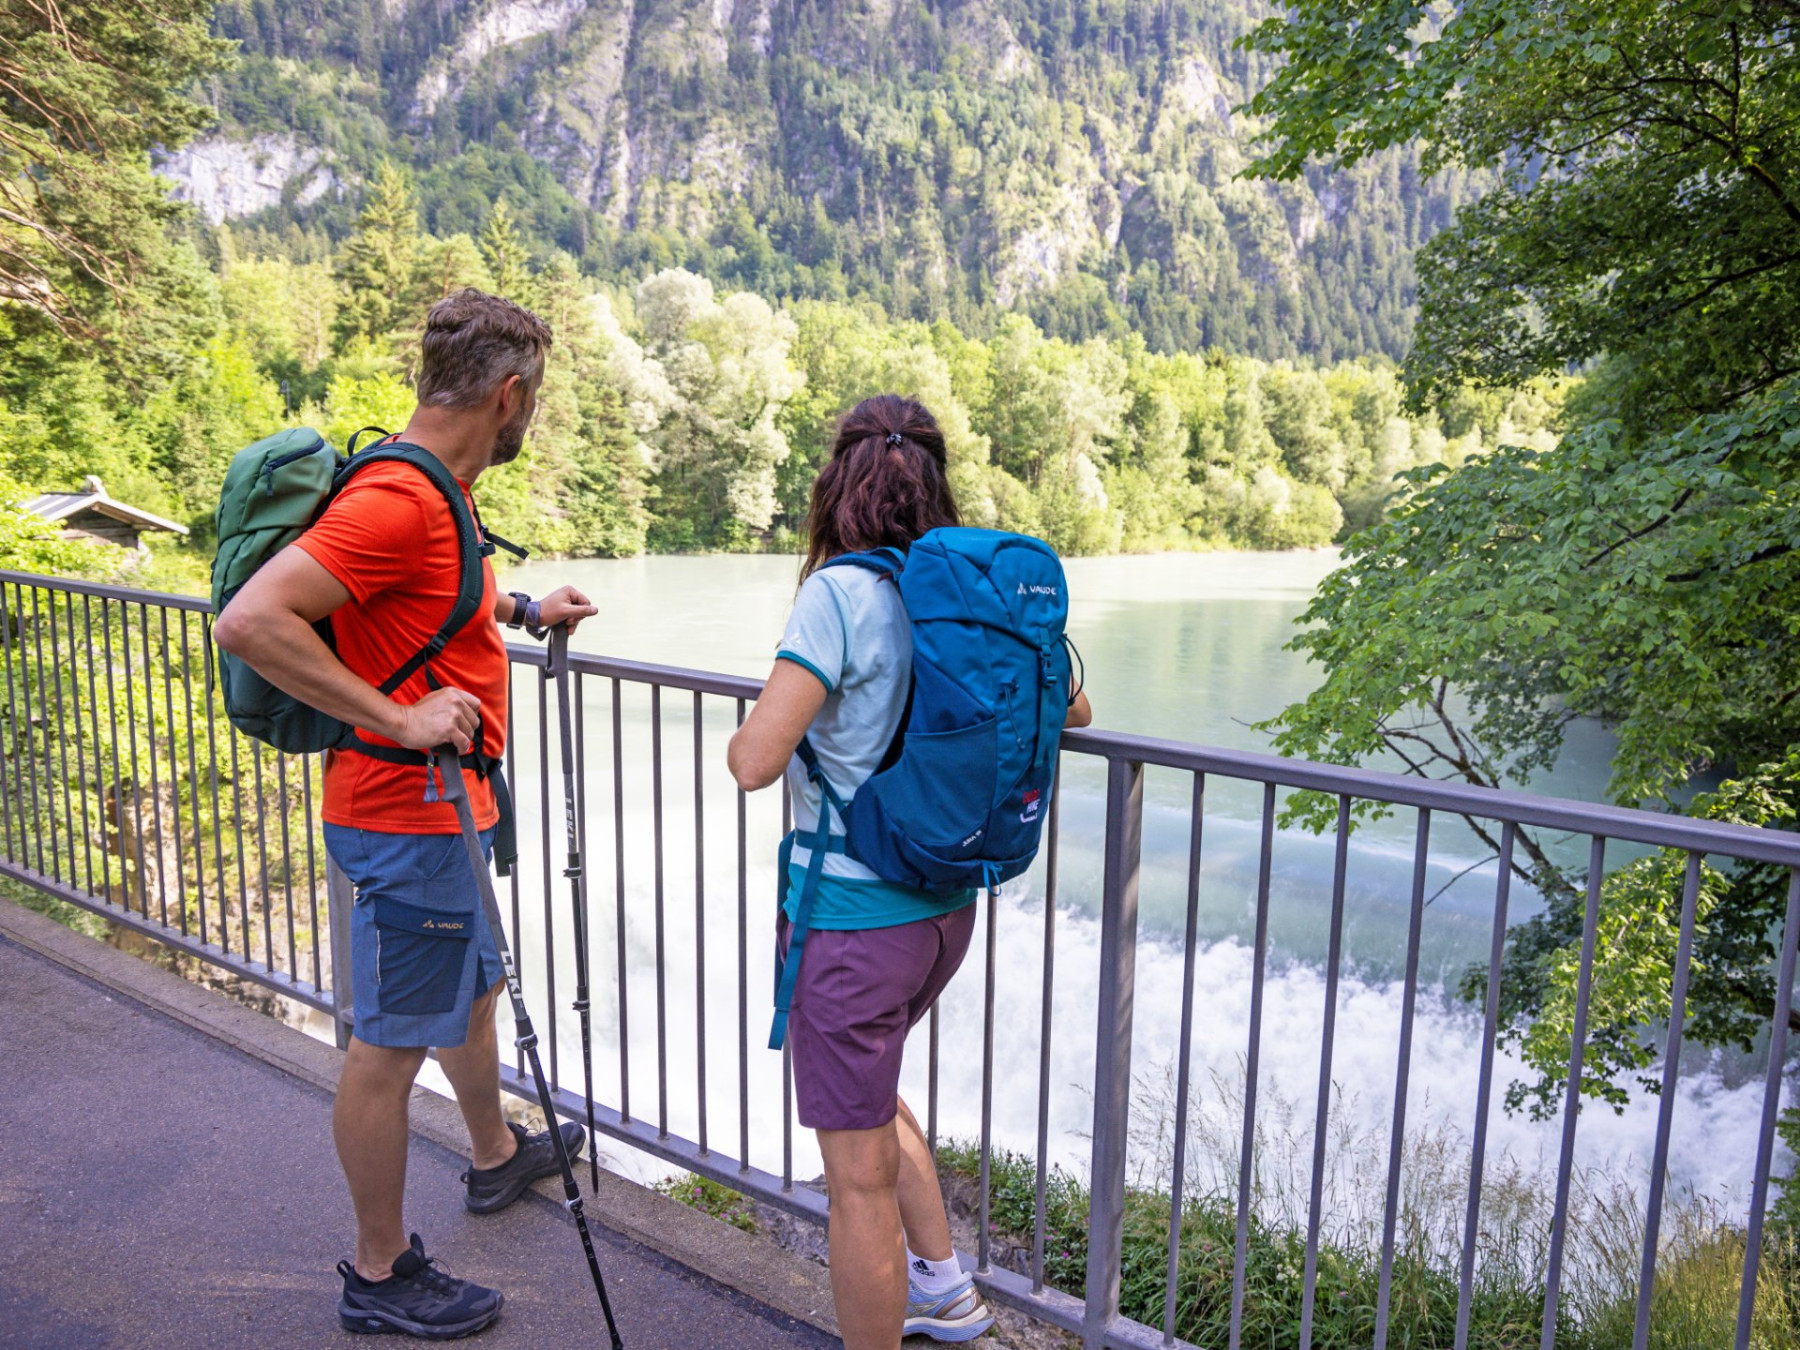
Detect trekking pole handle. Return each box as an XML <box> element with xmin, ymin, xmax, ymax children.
<box><xmin>544</xmin><ymin>617</ymin><xmax>583</xmax><ymax>675</ymax></box>
<box><xmin>434</xmin><ymin>747</ymin><xmax>463</xmax><ymax>802</ymax></box>
<box><xmin>549</xmin><ymin>626</ymin><xmax>577</xmax><ymax>762</ymax></box>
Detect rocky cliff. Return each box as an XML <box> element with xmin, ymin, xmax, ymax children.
<box><xmin>183</xmin><ymin>0</ymin><xmax>1473</xmax><ymax>359</ymax></box>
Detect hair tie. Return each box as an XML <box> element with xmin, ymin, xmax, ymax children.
<box><xmin>885</xmin><ymin>432</ymin><xmax>904</xmax><ymax>447</ymax></box>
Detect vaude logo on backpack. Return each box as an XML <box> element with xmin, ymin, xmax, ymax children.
<box><xmin>770</xmin><ymin>526</ymin><xmax>1079</xmax><ymax>1049</ymax></box>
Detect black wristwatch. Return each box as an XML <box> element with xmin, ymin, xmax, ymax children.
<box><xmin>505</xmin><ymin>592</ymin><xmax>532</xmax><ymax>630</ymax></box>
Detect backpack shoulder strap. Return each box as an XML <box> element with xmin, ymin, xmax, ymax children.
<box><xmin>466</xmin><ymin>492</ymin><xmax>529</xmax><ymax>562</ymax></box>
<box><xmin>335</xmin><ymin>442</ymin><xmax>488</xmax><ymax>696</ymax></box>
<box><xmin>820</xmin><ymin>547</ymin><xmax>906</xmax><ymax>581</ymax></box>
<box><xmin>769</xmin><ymin>739</ymin><xmax>849</xmax><ymax>1050</ymax></box>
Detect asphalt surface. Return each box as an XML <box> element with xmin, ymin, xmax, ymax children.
<box><xmin>0</xmin><ymin>933</ymin><xmax>837</xmax><ymax>1349</ymax></box>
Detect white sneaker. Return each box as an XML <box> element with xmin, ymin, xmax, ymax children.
<box><xmin>903</xmin><ymin>1273</ymin><xmax>995</xmax><ymax>1342</ymax></box>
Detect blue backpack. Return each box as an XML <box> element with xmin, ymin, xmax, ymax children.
<box><xmin>770</xmin><ymin>527</ymin><xmax>1078</xmax><ymax>1049</ymax></box>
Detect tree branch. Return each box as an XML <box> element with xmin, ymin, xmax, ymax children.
<box><xmin>1666</xmin><ymin>543</ymin><xmax>1795</xmax><ymax>583</ymax></box>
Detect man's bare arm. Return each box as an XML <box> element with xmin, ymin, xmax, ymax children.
<box><xmin>493</xmin><ymin>585</ymin><xmax>599</xmax><ymax>630</ymax></box>
<box><xmin>213</xmin><ymin>546</ymin><xmax>481</xmax><ymax>754</ymax></box>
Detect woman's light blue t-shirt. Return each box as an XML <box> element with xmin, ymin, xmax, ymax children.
<box><xmin>777</xmin><ymin>566</ymin><xmax>975</xmax><ymax>930</ymax></box>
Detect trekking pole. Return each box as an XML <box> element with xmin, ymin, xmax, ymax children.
<box><xmin>548</xmin><ymin>624</ymin><xmax>601</xmax><ymax>1194</ymax></box>
<box><xmin>438</xmin><ymin>747</ymin><xmax>625</xmax><ymax>1350</ymax></box>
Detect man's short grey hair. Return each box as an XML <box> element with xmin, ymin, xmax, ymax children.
<box><xmin>415</xmin><ymin>288</ymin><xmax>553</xmax><ymax>408</ymax></box>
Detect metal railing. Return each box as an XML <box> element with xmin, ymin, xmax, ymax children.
<box><xmin>3</xmin><ymin>566</ymin><xmax>1799</xmax><ymax>1350</ymax></box>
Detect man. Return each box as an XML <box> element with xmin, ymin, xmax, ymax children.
<box><xmin>215</xmin><ymin>288</ymin><xmax>598</xmax><ymax>1339</ymax></box>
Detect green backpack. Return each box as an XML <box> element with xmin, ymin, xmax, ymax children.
<box><xmin>211</xmin><ymin>426</ymin><xmax>527</xmax><ymax>866</ymax></box>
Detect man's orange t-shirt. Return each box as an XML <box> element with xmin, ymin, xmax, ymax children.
<box><xmin>294</xmin><ymin>461</ymin><xmax>507</xmax><ymax>833</ymax></box>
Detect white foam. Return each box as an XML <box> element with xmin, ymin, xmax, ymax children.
<box><xmin>499</xmin><ymin>691</ymin><xmax>1781</xmax><ymax>1231</ymax></box>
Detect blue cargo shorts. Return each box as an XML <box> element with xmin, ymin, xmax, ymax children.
<box><xmin>323</xmin><ymin>824</ymin><xmax>503</xmax><ymax>1049</ymax></box>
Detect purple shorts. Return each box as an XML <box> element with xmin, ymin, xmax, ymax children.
<box><xmin>780</xmin><ymin>905</ymin><xmax>977</xmax><ymax>1131</ymax></box>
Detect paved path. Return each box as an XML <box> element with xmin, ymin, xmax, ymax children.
<box><xmin>0</xmin><ymin>930</ymin><xmax>836</xmax><ymax>1350</ymax></box>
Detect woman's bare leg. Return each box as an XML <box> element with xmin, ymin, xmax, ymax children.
<box><xmin>817</xmin><ymin>1120</ymin><xmax>907</xmax><ymax>1350</ymax></box>
<box><xmin>893</xmin><ymin>1096</ymin><xmax>954</xmax><ymax>1261</ymax></box>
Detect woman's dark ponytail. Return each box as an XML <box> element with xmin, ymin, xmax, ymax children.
<box><xmin>802</xmin><ymin>395</ymin><xmax>961</xmax><ymax>579</ymax></box>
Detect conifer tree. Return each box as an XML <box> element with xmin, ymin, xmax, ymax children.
<box><xmin>332</xmin><ymin>162</ymin><xmax>420</xmax><ymax>350</ymax></box>
<box><xmin>0</xmin><ymin>0</ymin><xmax>228</xmax><ymax>354</ymax></box>
<box><xmin>479</xmin><ymin>198</ymin><xmax>530</xmax><ymax>304</ymax></box>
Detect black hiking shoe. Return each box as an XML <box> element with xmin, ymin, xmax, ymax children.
<box><xmin>461</xmin><ymin>1119</ymin><xmax>586</xmax><ymax>1214</ymax></box>
<box><xmin>337</xmin><ymin>1234</ymin><xmax>502</xmax><ymax>1339</ymax></box>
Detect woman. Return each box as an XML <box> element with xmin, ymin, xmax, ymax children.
<box><xmin>728</xmin><ymin>395</ymin><xmax>1092</xmax><ymax>1349</ymax></box>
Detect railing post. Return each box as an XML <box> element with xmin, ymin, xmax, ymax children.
<box><xmin>327</xmin><ymin>856</ymin><xmax>355</xmax><ymax>1050</ymax></box>
<box><xmin>1084</xmin><ymin>755</ymin><xmax>1144</xmax><ymax>1350</ymax></box>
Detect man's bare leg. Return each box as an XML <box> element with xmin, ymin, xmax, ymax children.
<box><xmin>335</xmin><ymin>1037</ymin><xmax>428</xmax><ymax>1281</ymax></box>
<box><xmin>437</xmin><ymin>980</ymin><xmax>515</xmax><ymax>1170</ymax></box>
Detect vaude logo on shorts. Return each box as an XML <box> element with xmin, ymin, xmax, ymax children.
<box><xmin>1016</xmin><ymin>582</ymin><xmax>1059</xmax><ymax>598</ymax></box>
<box><xmin>421</xmin><ymin>918</ymin><xmax>465</xmax><ymax>932</ymax></box>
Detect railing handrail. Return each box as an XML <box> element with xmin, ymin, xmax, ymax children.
<box><xmin>0</xmin><ymin>568</ymin><xmax>213</xmax><ymax>612</ymax></box>
<box><xmin>7</xmin><ymin>566</ymin><xmax>1787</xmax><ymax>866</ymax></box>
<box><xmin>530</xmin><ymin>642</ymin><xmax>1800</xmax><ymax>868</ymax></box>
<box><xmin>4</xmin><ymin>565</ymin><xmax>1798</xmax><ymax>1350</ymax></box>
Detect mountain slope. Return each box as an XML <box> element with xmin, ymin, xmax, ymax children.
<box><xmin>178</xmin><ymin>0</ymin><xmax>1482</xmax><ymax>360</ymax></box>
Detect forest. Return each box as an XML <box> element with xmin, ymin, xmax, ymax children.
<box><xmin>0</xmin><ymin>0</ymin><xmax>1540</xmax><ymax>578</ymax></box>
<box><xmin>194</xmin><ymin>0</ymin><xmax>1483</xmax><ymax>362</ymax></box>
<box><xmin>0</xmin><ymin>150</ymin><xmax>1558</xmax><ymax>576</ymax></box>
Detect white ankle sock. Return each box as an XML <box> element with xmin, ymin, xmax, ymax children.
<box><xmin>907</xmin><ymin>1249</ymin><xmax>964</xmax><ymax>1294</ymax></box>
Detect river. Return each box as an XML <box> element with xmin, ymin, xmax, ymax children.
<box><xmin>490</xmin><ymin>549</ymin><xmax>1773</xmax><ymax>1245</ymax></box>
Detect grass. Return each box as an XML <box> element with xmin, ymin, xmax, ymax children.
<box><xmin>653</xmin><ymin>1172</ymin><xmax>760</xmax><ymax>1235</ymax></box>
<box><xmin>933</xmin><ymin>1059</ymin><xmax>1800</xmax><ymax>1349</ymax></box>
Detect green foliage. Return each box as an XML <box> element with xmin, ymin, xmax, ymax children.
<box><xmin>1267</xmin><ymin>384</ymin><xmax>1800</xmax><ymax>811</ymax></box>
<box><xmin>313</xmin><ymin>365</ymin><xmax>415</xmax><ymax>450</ymax></box>
<box><xmin>1245</xmin><ymin>0</ymin><xmax>1800</xmax><ymax>428</ymax></box>
<box><xmin>1263</xmin><ymin>379</ymin><xmax>1800</xmax><ymax>1113</ymax></box>
<box><xmin>1247</xmin><ymin>0</ymin><xmax>1800</xmax><ymax>1126</ymax></box>
<box><xmin>5</xmin><ymin>217</ymin><xmax>1520</xmax><ymax>564</ymax></box>
<box><xmin>1500</xmin><ymin>749</ymin><xmax>1800</xmax><ymax>1120</ymax></box>
<box><xmin>199</xmin><ymin>0</ymin><xmax>1476</xmax><ymax>365</ymax></box>
<box><xmin>333</xmin><ymin>161</ymin><xmax>421</xmax><ymax>351</ymax></box>
<box><xmin>1774</xmin><ymin>1109</ymin><xmax>1800</xmax><ymax>1240</ymax></box>
<box><xmin>0</xmin><ymin>10</ymin><xmax>1559</xmax><ymax>569</ymax></box>
<box><xmin>932</xmin><ymin>1140</ymin><xmax>1580</xmax><ymax>1348</ymax></box>
<box><xmin>651</xmin><ymin>1172</ymin><xmax>758</xmax><ymax>1234</ymax></box>
<box><xmin>478</xmin><ymin>199</ymin><xmax>530</xmax><ymax>304</ymax></box>
<box><xmin>3</xmin><ymin>5</ymin><xmax>1544</xmax><ymax>567</ymax></box>
<box><xmin>139</xmin><ymin>338</ymin><xmax>287</xmax><ymax>519</ymax></box>
<box><xmin>1</xmin><ymin>588</ymin><xmax>325</xmax><ymax>988</ymax></box>
<box><xmin>0</xmin><ymin>874</ymin><xmax>107</xmax><ymax>940</ymax></box>
<box><xmin>612</xmin><ymin>270</ymin><xmax>803</xmax><ymax>549</ymax></box>
<box><xmin>0</xmin><ymin>0</ymin><xmax>229</xmax><ymax>355</ymax></box>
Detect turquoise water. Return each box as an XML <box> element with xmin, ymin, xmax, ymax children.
<box><xmin>488</xmin><ymin>550</ymin><xmax>1767</xmax><ymax>1212</ymax></box>
<box><xmin>503</xmin><ymin>549</ymin><xmax>1617</xmax><ymax>981</ymax></box>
